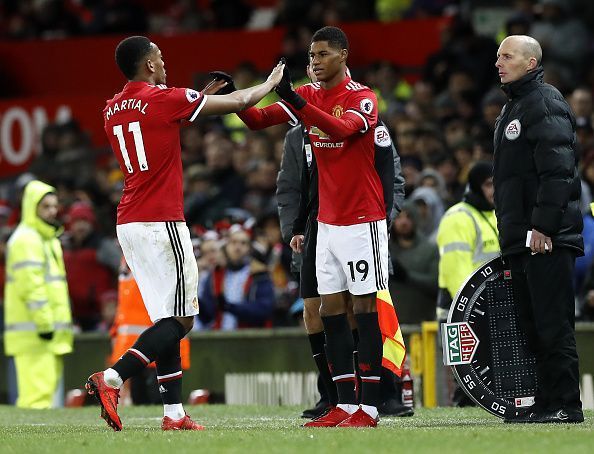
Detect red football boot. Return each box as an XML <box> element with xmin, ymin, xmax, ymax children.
<box><xmin>162</xmin><ymin>414</ymin><xmax>205</xmax><ymax>431</ymax></box>
<box><xmin>85</xmin><ymin>372</ymin><xmax>122</xmax><ymax>431</ymax></box>
<box><xmin>336</xmin><ymin>408</ymin><xmax>379</xmax><ymax>428</ymax></box>
<box><xmin>303</xmin><ymin>406</ymin><xmax>350</xmax><ymax>427</ymax></box>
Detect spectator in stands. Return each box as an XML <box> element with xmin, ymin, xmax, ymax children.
<box><xmin>242</xmin><ymin>159</ymin><xmax>280</xmax><ymax>218</ymax></box>
<box><xmin>432</xmin><ymin>153</ymin><xmax>463</xmax><ymax>204</ymax></box>
<box><xmin>204</xmin><ymin>132</ymin><xmax>246</xmax><ymax>208</ymax></box>
<box><xmin>415</xmin><ymin>123</ymin><xmax>447</xmax><ymax>165</ymax></box>
<box><xmin>530</xmin><ymin>0</ymin><xmax>591</xmax><ymax>91</ymax></box>
<box><xmin>184</xmin><ymin>164</ymin><xmax>230</xmax><ymax>226</ymax></box>
<box><xmin>161</xmin><ymin>0</ymin><xmax>204</xmax><ymax>34</ymax></box>
<box><xmin>198</xmin><ymin>225</ymin><xmax>275</xmax><ymax>329</ymax></box>
<box><xmin>424</xmin><ymin>16</ymin><xmax>498</xmax><ymax>95</ymax></box>
<box><xmin>279</xmin><ymin>28</ymin><xmax>311</xmax><ymax>82</ymax></box>
<box><xmin>211</xmin><ymin>0</ymin><xmax>252</xmax><ymax>29</ymax></box>
<box><xmin>393</xmin><ymin>117</ymin><xmax>420</xmax><ymax>159</ymax></box>
<box><xmin>368</xmin><ymin>61</ymin><xmax>411</xmax><ymax>116</ymax></box>
<box><xmin>445</xmin><ymin>68</ymin><xmax>479</xmax><ymax>120</ymax></box>
<box><xmin>196</xmin><ymin>230</ymin><xmax>225</xmax><ymax>275</ymax></box>
<box><xmin>449</xmin><ymin>139</ymin><xmax>473</xmax><ymax>187</ymax></box>
<box><xmin>30</xmin><ymin>121</ymin><xmax>94</xmax><ymax>189</ymax></box>
<box><xmin>83</xmin><ymin>0</ymin><xmax>148</xmax><ymax>35</ymax></box>
<box><xmin>62</xmin><ymin>202</ymin><xmax>119</xmax><ymax>331</ymax></box>
<box><xmin>194</xmin><ymin>230</ymin><xmax>225</xmax><ymax>331</ymax></box>
<box><xmin>406</xmin><ymin>80</ymin><xmax>435</xmax><ymax>122</ymax></box>
<box><xmin>569</xmin><ymin>87</ymin><xmax>594</xmax><ymax>148</ymax></box>
<box><xmin>409</xmin><ymin>186</ymin><xmax>445</xmax><ymax>240</ymax></box>
<box><xmin>502</xmin><ymin>12</ymin><xmax>532</xmax><ymax>39</ymax></box>
<box><xmin>252</xmin><ymin>212</ymin><xmax>295</xmax><ymax>325</ymax></box>
<box><xmin>388</xmin><ymin>201</ymin><xmax>439</xmax><ymax>324</ymax></box>
<box><xmin>479</xmin><ymin>88</ymin><xmax>508</xmax><ymax>132</ymax></box>
<box><xmin>36</xmin><ymin>0</ymin><xmax>81</xmax><ymax>38</ymax></box>
<box><xmin>180</xmin><ymin>124</ymin><xmax>205</xmax><ymax>166</ymax></box>
<box><xmin>400</xmin><ymin>156</ymin><xmax>424</xmax><ymax>197</ymax></box>
<box><xmin>417</xmin><ymin>168</ymin><xmax>450</xmax><ymax>206</ymax></box>
<box><xmin>377</xmin><ymin>0</ymin><xmax>451</xmax><ymax>21</ymax></box>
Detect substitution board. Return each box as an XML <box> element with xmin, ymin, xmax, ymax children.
<box><xmin>441</xmin><ymin>256</ymin><xmax>537</xmax><ymax>418</ymax></box>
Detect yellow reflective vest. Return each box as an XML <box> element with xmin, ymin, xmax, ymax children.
<box><xmin>4</xmin><ymin>180</ymin><xmax>73</xmax><ymax>356</ymax></box>
<box><xmin>436</xmin><ymin>202</ymin><xmax>500</xmax><ymax>299</ymax></box>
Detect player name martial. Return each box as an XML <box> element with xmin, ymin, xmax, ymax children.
<box><xmin>105</xmin><ymin>99</ymin><xmax>148</xmax><ymax>120</ymax></box>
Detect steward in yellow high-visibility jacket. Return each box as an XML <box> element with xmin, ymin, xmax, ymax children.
<box><xmin>436</xmin><ymin>162</ymin><xmax>500</xmax><ymax>320</ymax></box>
<box><xmin>4</xmin><ymin>180</ymin><xmax>73</xmax><ymax>408</ymax></box>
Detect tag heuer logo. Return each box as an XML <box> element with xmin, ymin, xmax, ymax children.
<box><xmin>442</xmin><ymin>322</ymin><xmax>479</xmax><ymax>365</ymax></box>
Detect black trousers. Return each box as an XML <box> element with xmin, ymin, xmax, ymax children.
<box><xmin>300</xmin><ymin>215</ymin><xmax>319</xmax><ymax>299</ymax></box>
<box><xmin>507</xmin><ymin>249</ymin><xmax>582</xmax><ymax>411</ymax></box>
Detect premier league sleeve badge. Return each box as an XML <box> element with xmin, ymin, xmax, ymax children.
<box><xmin>441</xmin><ymin>256</ymin><xmax>537</xmax><ymax>418</ymax></box>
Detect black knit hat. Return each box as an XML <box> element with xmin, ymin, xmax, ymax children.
<box><xmin>468</xmin><ymin>161</ymin><xmax>493</xmax><ymax>195</ymax></box>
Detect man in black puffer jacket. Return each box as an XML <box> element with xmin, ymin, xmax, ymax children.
<box><xmin>493</xmin><ymin>35</ymin><xmax>584</xmax><ymax>424</ymax></box>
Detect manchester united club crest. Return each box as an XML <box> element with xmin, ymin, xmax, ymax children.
<box><xmin>332</xmin><ymin>105</ymin><xmax>344</xmax><ymax>117</ymax></box>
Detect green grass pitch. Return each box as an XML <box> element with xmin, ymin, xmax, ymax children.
<box><xmin>0</xmin><ymin>405</ymin><xmax>592</xmax><ymax>453</ymax></box>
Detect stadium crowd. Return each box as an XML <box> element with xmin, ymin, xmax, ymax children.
<box><xmin>2</xmin><ymin>0</ymin><xmax>594</xmax><ymax>338</ymax></box>
<box><xmin>0</xmin><ymin>0</ymin><xmax>449</xmax><ymax>40</ymax></box>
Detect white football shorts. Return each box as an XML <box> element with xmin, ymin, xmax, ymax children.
<box><xmin>316</xmin><ymin>219</ymin><xmax>389</xmax><ymax>296</ymax></box>
<box><xmin>117</xmin><ymin>221</ymin><xmax>199</xmax><ymax>322</ymax></box>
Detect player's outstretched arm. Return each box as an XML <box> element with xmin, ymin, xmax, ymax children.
<box><xmin>199</xmin><ymin>62</ymin><xmax>284</xmax><ymax>116</ymax></box>
<box><xmin>276</xmin><ymin>63</ymin><xmax>372</xmax><ymax>141</ymax></box>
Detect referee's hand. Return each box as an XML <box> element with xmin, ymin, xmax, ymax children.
<box><xmin>530</xmin><ymin>228</ymin><xmax>552</xmax><ymax>254</ymax></box>
<box><xmin>290</xmin><ymin>235</ymin><xmax>304</xmax><ymax>253</ymax></box>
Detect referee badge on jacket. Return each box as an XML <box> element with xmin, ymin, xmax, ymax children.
<box><xmin>504</xmin><ymin>119</ymin><xmax>521</xmax><ymax>140</ymax></box>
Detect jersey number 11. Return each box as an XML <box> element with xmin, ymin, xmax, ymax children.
<box><xmin>113</xmin><ymin>121</ymin><xmax>149</xmax><ymax>173</ymax></box>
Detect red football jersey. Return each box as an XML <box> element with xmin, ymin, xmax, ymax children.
<box><xmin>296</xmin><ymin>78</ymin><xmax>385</xmax><ymax>225</ymax></box>
<box><xmin>103</xmin><ymin>81</ymin><xmax>207</xmax><ymax>224</ymax></box>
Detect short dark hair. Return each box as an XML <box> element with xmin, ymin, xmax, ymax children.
<box><xmin>312</xmin><ymin>26</ymin><xmax>349</xmax><ymax>51</ymax></box>
<box><xmin>115</xmin><ymin>36</ymin><xmax>153</xmax><ymax>80</ymax></box>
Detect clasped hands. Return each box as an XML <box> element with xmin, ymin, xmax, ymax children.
<box><xmin>202</xmin><ymin>58</ymin><xmax>306</xmax><ymax>110</ymax></box>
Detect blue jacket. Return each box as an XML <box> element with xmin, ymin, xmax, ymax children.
<box><xmin>198</xmin><ymin>264</ymin><xmax>275</xmax><ymax>329</ymax></box>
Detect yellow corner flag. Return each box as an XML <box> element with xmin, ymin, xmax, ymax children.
<box><xmin>377</xmin><ymin>289</ymin><xmax>406</xmax><ymax>377</ymax></box>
